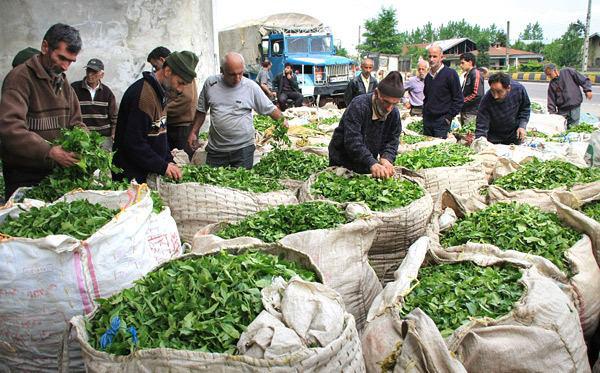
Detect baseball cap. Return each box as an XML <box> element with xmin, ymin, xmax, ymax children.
<box><xmin>85</xmin><ymin>58</ymin><xmax>104</xmax><ymax>71</ymax></box>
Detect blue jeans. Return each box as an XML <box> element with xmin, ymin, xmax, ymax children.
<box><xmin>423</xmin><ymin>116</ymin><xmax>450</xmax><ymax>138</ymax></box>
<box><xmin>206</xmin><ymin>144</ymin><xmax>255</xmax><ymax>169</ymax></box>
<box><xmin>559</xmin><ymin>106</ymin><xmax>581</xmax><ymax>128</ymax></box>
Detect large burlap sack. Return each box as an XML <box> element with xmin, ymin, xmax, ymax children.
<box><xmin>191</xmin><ymin>202</ymin><xmax>383</xmax><ymax>331</ymax></box>
<box><xmin>0</xmin><ymin>185</ymin><xmax>182</xmax><ymax>372</ymax></box>
<box><xmin>398</xmin><ymin>135</ymin><xmax>456</xmax><ymax>153</ymax></box>
<box><xmin>67</xmin><ymin>244</ymin><xmax>365</xmax><ymax>372</ymax></box>
<box><xmin>362</xmin><ymin>237</ymin><xmax>591</xmax><ymax>373</ymax></box>
<box><xmin>299</xmin><ymin>168</ymin><xmax>434</xmax><ymax>283</ymax></box>
<box><xmin>396</xmin><ymin>162</ymin><xmax>487</xmax><ymax>205</ymax></box>
<box><xmin>527</xmin><ymin>112</ymin><xmax>567</xmax><ymax>135</ymax></box>
<box><xmin>487</xmin><ymin>157</ymin><xmax>600</xmax><ymax>212</ymax></box>
<box><xmin>148</xmin><ymin>175</ymin><xmax>298</xmax><ymax>242</ymax></box>
<box><xmin>439</xmin><ymin>191</ymin><xmax>600</xmax><ymax>339</ymax></box>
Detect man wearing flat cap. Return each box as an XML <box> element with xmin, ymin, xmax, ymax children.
<box><xmin>71</xmin><ymin>58</ymin><xmax>117</xmax><ymax>150</ymax></box>
<box><xmin>329</xmin><ymin>71</ymin><xmax>404</xmax><ymax>179</ymax></box>
<box><xmin>113</xmin><ymin>50</ymin><xmax>199</xmax><ymax>183</ymax></box>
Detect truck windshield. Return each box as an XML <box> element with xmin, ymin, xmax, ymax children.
<box><xmin>287</xmin><ymin>37</ymin><xmax>308</xmax><ymax>54</ymax></box>
<box><xmin>310</xmin><ymin>36</ymin><xmax>332</xmax><ymax>53</ymax></box>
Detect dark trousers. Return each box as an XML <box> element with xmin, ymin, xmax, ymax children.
<box><xmin>167</xmin><ymin>125</ymin><xmax>193</xmax><ymax>157</ymax></box>
<box><xmin>410</xmin><ymin>106</ymin><xmax>423</xmax><ymax>116</ymax></box>
<box><xmin>487</xmin><ymin>132</ymin><xmax>522</xmax><ymax>145</ymax></box>
<box><xmin>206</xmin><ymin>144</ymin><xmax>256</xmax><ymax>169</ymax></box>
<box><xmin>423</xmin><ymin>116</ymin><xmax>450</xmax><ymax>139</ymax></box>
<box><xmin>3</xmin><ymin>164</ymin><xmax>51</xmax><ymax>200</ymax></box>
<box><xmin>278</xmin><ymin>91</ymin><xmax>303</xmax><ymax>110</ymax></box>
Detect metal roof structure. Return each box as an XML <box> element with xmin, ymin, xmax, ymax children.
<box><xmin>221</xmin><ymin>13</ymin><xmax>328</xmax><ymax>35</ymax></box>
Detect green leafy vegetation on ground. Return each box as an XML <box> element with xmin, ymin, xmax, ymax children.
<box><xmin>253</xmin><ymin>115</ymin><xmax>277</xmax><ymax>133</ymax></box>
<box><xmin>168</xmin><ymin>165</ymin><xmax>283</xmax><ymax>193</ymax></box>
<box><xmin>400</xmin><ymin>262</ymin><xmax>524</xmax><ymax>337</ymax></box>
<box><xmin>311</xmin><ymin>171</ymin><xmax>424</xmax><ymax>211</ymax></box>
<box><xmin>217</xmin><ymin>201</ymin><xmax>348</xmax><ymax>242</ymax></box>
<box><xmin>582</xmin><ymin>201</ymin><xmax>600</xmax><ymax>222</ymax></box>
<box><xmin>400</xmin><ymin>134</ymin><xmax>426</xmax><ymax>145</ymax></box>
<box><xmin>394</xmin><ymin>143</ymin><xmax>474</xmax><ymax>170</ymax></box>
<box><xmin>0</xmin><ymin>200</ymin><xmax>118</xmax><ymax>240</ymax></box>
<box><xmin>85</xmin><ymin>250</ymin><xmax>316</xmax><ymax>355</ymax></box>
<box><xmin>441</xmin><ymin>202</ymin><xmax>580</xmax><ymax>275</ymax></box>
<box><xmin>565</xmin><ymin>122</ymin><xmax>597</xmax><ymax>134</ymax></box>
<box><xmin>253</xmin><ymin>149</ymin><xmax>328</xmax><ymax>181</ymax></box>
<box><xmin>455</xmin><ymin>119</ymin><xmax>476</xmax><ymax>135</ymax></box>
<box><xmin>406</xmin><ymin>120</ymin><xmax>423</xmax><ymax>134</ymax></box>
<box><xmin>492</xmin><ymin>159</ymin><xmax>600</xmax><ymax>191</ymax></box>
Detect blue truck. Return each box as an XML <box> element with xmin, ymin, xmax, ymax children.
<box><xmin>218</xmin><ymin>13</ymin><xmax>356</xmax><ymax>107</ymax></box>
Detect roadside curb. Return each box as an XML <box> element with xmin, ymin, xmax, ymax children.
<box><xmin>511</xmin><ymin>72</ymin><xmax>600</xmax><ymax>85</ymax></box>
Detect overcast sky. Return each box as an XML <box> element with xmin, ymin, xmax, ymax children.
<box><xmin>213</xmin><ymin>0</ymin><xmax>600</xmax><ymax>54</ymax></box>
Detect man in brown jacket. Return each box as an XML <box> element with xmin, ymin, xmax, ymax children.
<box><xmin>0</xmin><ymin>23</ymin><xmax>84</xmax><ymax>199</ymax></box>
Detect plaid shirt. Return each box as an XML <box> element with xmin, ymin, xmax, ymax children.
<box><xmin>475</xmin><ymin>81</ymin><xmax>530</xmax><ymax>140</ymax></box>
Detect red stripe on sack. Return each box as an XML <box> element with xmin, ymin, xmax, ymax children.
<box><xmin>73</xmin><ymin>250</ymin><xmax>93</xmax><ymax>314</ymax></box>
<box><xmin>83</xmin><ymin>242</ymin><xmax>101</xmax><ymax>299</ymax></box>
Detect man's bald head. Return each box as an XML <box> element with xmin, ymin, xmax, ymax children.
<box><xmin>427</xmin><ymin>44</ymin><xmax>444</xmax><ymax>70</ymax></box>
<box><xmin>220</xmin><ymin>52</ymin><xmax>245</xmax><ymax>86</ymax></box>
<box><xmin>416</xmin><ymin>60</ymin><xmax>429</xmax><ymax>78</ymax></box>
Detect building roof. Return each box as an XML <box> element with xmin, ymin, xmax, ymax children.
<box><xmin>426</xmin><ymin>38</ymin><xmax>474</xmax><ymax>51</ymax></box>
<box><xmin>488</xmin><ymin>46</ymin><xmax>543</xmax><ymax>58</ymax></box>
<box><xmin>590</xmin><ymin>32</ymin><xmax>600</xmax><ymax>40</ymax></box>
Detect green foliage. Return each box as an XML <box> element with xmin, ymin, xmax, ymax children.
<box><xmin>441</xmin><ymin>202</ymin><xmax>581</xmax><ymax>275</ymax></box>
<box><xmin>582</xmin><ymin>201</ymin><xmax>600</xmax><ymax>222</ymax></box>
<box><xmin>530</xmin><ymin>102</ymin><xmax>544</xmax><ymax>113</ymax></box>
<box><xmin>25</xmin><ymin>127</ymin><xmax>122</xmax><ymax>201</ymax></box>
<box><xmin>310</xmin><ymin>171</ymin><xmax>424</xmax><ymax>211</ymax></box>
<box><xmin>492</xmin><ymin>159</ymin><xmax>600</xmax><ymax>191</ymax></box>
<box><xmin>400</xmin><ymin>262</ymin><xmax>524</xmax><ymax>337</ymax></box>
<box><xmin>358</xmin><ymin>7</ymin><xmax>403</xmax><ymax>54</ymax></box>
<box><xmin>253</xmin><ymin>115</ymin><xmax>277</xmax><ymax>133</ymax></box>
<box><xmin>520</xmin><ymin>22</ymin><xmax>544</xmax><ymax>41</ymax></box>
<box><xmin>566</xmin><ymin>122</ymin><xmax>597</xmax><ymax>134</ymax></box>
<box><xmin>400</xmin><ymin>134</ymin><xmax>426</xmax><ymax>144</ymax></box>
<box><xmin>394</xmin><ymin>143</ymin><xmax>474</xmax><ymax>170</ymax></box>
<box><xmin>170</xmin><ymin>165</ymin><xmax>283</xmax><ymax>193</ymax></box>
<box><xmin>518</xmin><ymin>61</ymin><xmax>544</xmax><ymax>72</ymax></box>
<box><xmin>0</xmin><ymin>200</ymin><xmax>118</xmax><ymax>240</ymax></box>
<box><xmin>406</xmin><ymin>120</ymin><xmax>423</xmax><ymax>134</ymax></box>
<box><xmin>86</xmin><ymin>250</ymin><xmax>317</xmax><ymax>355</ymax></box>
<box><xmin>335</xmin><ymin>46</ymin><xmax>349</xmax><ymax>57</ymax></box>
<box><xmin>253</xmin><ymin>149</ymin><xmax>328</xmax><ymax>181</ymax></box>
<box><xmin>543</xmin><ymin>21</ymin><xmax>585</xmax><ymax>68</ymax></box>
<box><xmin>217</xmin><ymin>202</ymin><xmax>348</xmax><ymax>242</ymax></box>
<box><xmin>455</xmin><ymin>118</ymin><xmax>476</xmax><ymax>135</ymax></box>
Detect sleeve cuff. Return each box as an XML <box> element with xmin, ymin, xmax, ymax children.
<box><xmin>518</xmin><ymin>122</ymin><xmax>528</xmax><ymax>129</ymax></box>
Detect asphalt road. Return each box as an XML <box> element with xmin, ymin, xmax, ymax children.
<box><xmin>516</xmin><ymin>81</ymin><xmax>600</xmax><ymax>117</ymax></box>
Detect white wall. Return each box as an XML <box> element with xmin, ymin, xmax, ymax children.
<box><xmin>0</xmin><ymin>0</ymin><xmax>216</xmax><ymax>102</ymax></box>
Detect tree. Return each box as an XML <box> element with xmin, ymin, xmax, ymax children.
<box><xmin>520</xmin><ymin>22</ymin><xmax>544</xmax><ymax>40</ymax></box>
<box><xmin>544</xmin><ymin>21</ymin><xmax>585</xmax><ymax>67</ymax></box>
<box><xmin>357</xmin><ymin>7</ymin><xmax>403</xmax><ymax>54</ymax></box>
<box><xmin>335</xmin><ymin>46</ymin><xmax>349</xmax><ymax>57</ymax></box>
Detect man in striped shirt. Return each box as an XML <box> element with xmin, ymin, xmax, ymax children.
<box><xmin>71</xmin><ymin>58</ymin><xmax>117</xmax><ymax>150</ymax></box>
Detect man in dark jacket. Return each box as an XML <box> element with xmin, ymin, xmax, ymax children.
<box><xmin>113</xmin><ymin>51</ymin><xmax>198</xmax><ymax>183</ymax></box>
<box><xmin>459</xmin><ymin>52</ymin><xmax>484</xmax><ymax>126</ymax></box>
<box><xmin>344</xmin><ymin>58</ymin><xmax>378</xmax><ymax>106</ymax></box>
<box><xmin>71</xmin><ymin>58</ymin><xmax>118</xmax><ymax>150</ymax></box>
<box><xmin>423</xmin><ymin>45</ymin><xmax>464</xmax><ymax>138</ymax></box>
<box><xmin>329</xmin><ymin>71</ymin><xmax>403</xmax><ymax>179</ymax></box>
<box><xmin>273</xmin><ymin>63</ymin><xmax>303</xmax><ymax>110</ymax></box>
<box><xmin>475</xmin><ymin>72</ymin><xmax>530</xmax><ymax>145</ymax></box>
<box><xmin>544</xmin><ymin>63</ymin><xmax>593</xmax><ymax>127</ymax></box>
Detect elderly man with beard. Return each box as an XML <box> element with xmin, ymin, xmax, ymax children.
<box><xmin>328</xmin><ymin>71</ymin><xmax>404</xmax><ymax>179</ymax></box>
<box><xmin>112</xmin><ymin>51</ymin><xmax>198</xmax><ymax>183</ymax></box>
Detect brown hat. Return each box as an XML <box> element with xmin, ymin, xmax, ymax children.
<box><xmin>377</xmin><ymin>71</ymin><xmax>404</xmax><ymax>98</ymax></box>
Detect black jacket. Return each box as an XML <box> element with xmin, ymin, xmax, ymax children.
<box><xmin>273</xmin><ymin>73</ymin><xmax>301</xmax><ymax>95</ymax></box>
<box><xmin>547</xmin><ymin>67</ymin><xmax>593</xmax><ymax>113</ymax></box>
<box><xmin>344</xmin><ymin>74</ymin><xmax>378</xmax><ymax>106</ymax></box>
<box><xmin>461</xmin><ymin>68</ymin><xmax>484</xmax><ymax>114</ymax></box>
<box><xmin>423</xmin><ymin>66</ymin><xmax>464</xmax><ymax>121</ymax></box>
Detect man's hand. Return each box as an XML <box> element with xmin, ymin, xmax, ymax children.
<box><xmin>48</xmin><ymin>145</ymin><xmax>78</xmax><ymax>167</ymax></box>
<box><xmin>516</xmin><ymin>128</ymin><xmax>526</xmax><ymax>141</ymax></box>
<box><xmin>379</xmin><ymin>158</ymin><xmax>396</xmax><ymax>177</ymax></box>
<box><xmin>187</xmin><ymin>131</ymin><xmax>198</xmax><ymax>150</ymax></box>
<box><xmin>404</xmin><ymin>102</ymin><xmax>411</xmax><ymax>109</ymax></box>
<box><xmin>165</xmin><ymin>163</ymin><xmax>182</xmax><ymax>180</ymax></box>
<box><xmin>586</xmin><ymin>91</ymin><xmax>593</xmax><ymax>100</ymax></box>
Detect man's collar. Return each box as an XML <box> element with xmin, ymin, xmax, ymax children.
<box><xmin>430</xmin><ymin>63</ymin><xmax>444</xmax><ymax>77</ymax></box>
<box><xmin>371</xmin><ymin>94</ymin><xmax>388</xmax><ymax>121</ymax></box>
<box><xmin>83</xmin><ymin>79</ymin><xmax>102</xmax><ymax>90</ymax></box>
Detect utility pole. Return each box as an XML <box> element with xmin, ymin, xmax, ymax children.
<box><xmin>358</xmin><ymin>26</ymin><xmax>361</xmax><ymax>47</ymax></box>
<box><xmin>505</xmin><ymin>21</ymin><xmax>510</xmax><ymax>71</ymax></box>
<box><xmin>582</xmin><ymin>0</ymin><xmax>592</xmax><ymax>72</ymax></box>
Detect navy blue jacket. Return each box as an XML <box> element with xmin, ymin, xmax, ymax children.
<box><xmin>423</xmin><ymin>66</ymin><xmax>464</xmax><ymax>121</ymax></box>
<box><xmin>475</xmin><ymin>81</ymin><xmax>531</xmax><ymax>141</ymax></box>
<box><xmin>113</xmin><ymin>72</ymin><xmax>171</xmax><ymax>183</ymax></box>
<box><xmin>329</xmin><ymin>93</ymin><xmax>401</xmax><ymax>174</ymax></box>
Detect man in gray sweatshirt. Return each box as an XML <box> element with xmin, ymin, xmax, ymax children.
<box><xmin>544</xmin><ymin>63</ymin><xmax>593</xmax><ymax>127</ymax></box>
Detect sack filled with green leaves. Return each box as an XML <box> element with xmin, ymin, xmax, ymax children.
<box><xmin>394</xmin><ymin>143</ymin><xmax>486</xmax><ymax>202</ymax></box>
<box><xmin>192</xmin><ymin>201</ymin><xmax>383</xmax><ymax>331</ymax></box>
<box><xmin>438</xmin><ymin>197</ymin><xmax>600</xmax><ymax>338</ymax></box>
<box><xmin>361</xmin><ymin>237</ymin><xmax>590</xmax><ymax>373</ymax></box>
<box><xmin>253</xmin><ymin>148</ymin><xmax>328</xmax><ymax>182</ymax></box>
<box><xmin>489</xmin><ymin>158</ymin><xmax>600</xmax><ymax>211</ymax></box>
<box><xmin>149</xmin><ymin>165</ymin><xmax>298</xmax><ymax>242</ymax></box>
<box><xmin>299</xmin><ymin>168</ymin><xmax>433</xmax><ymax>283</ymax></box>
<box><xmin>0</xmin><ymin>184</ymin><xmax>182</xmax><ymax>372</ymax></box>
<box><xmin>69</xmin><ymin>245</ymin><xmax>365</xmax><ymax>371</ymax></box>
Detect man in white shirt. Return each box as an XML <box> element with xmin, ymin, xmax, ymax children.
<box><xmin>344</xmin><ymin>58</ymin><xmax>378</xmax><ymax>106</ymax></box>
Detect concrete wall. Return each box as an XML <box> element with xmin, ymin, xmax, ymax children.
<box><xmin>0</xmin><ymin>0</ymin><xmax>216</xmax><ymax>102</ymax></box>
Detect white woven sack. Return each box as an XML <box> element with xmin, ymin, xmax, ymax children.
<box><xmin>191</xmin><ymin>203</ymin><xmax>382</xmax><ymax>332</ymax></box>
<box><xmin>439</xmin><ymin>191</ymin><xmax>600</xmax><ymax>339</ymax></box>
<box><xmin>0</xmin><ymin>185</ymin><xmax>182</xmax><ymax>372</ymax></box>
<box><xmin>298</xmin><ymin>168</ymin><xmax>433</xmax><ymax>284</ymax></box>
<box><xmin>67</xmin><ymin>244</ymin><xmax>365</xmax><ymax>372</ymax></box>
<box><xmin>149</xmin><ymin>175</ymin><xmax>298</xmax><ymax>242</ymax></box>
<box><xmin>361</xmin><ymin>237</ymin><xmax>590</xmax><ymax>373</ymax></box>
<box><xmin>397</xmin><ymin>136</ymin><xmax>455</xmax><ymax>153</ymax></box>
